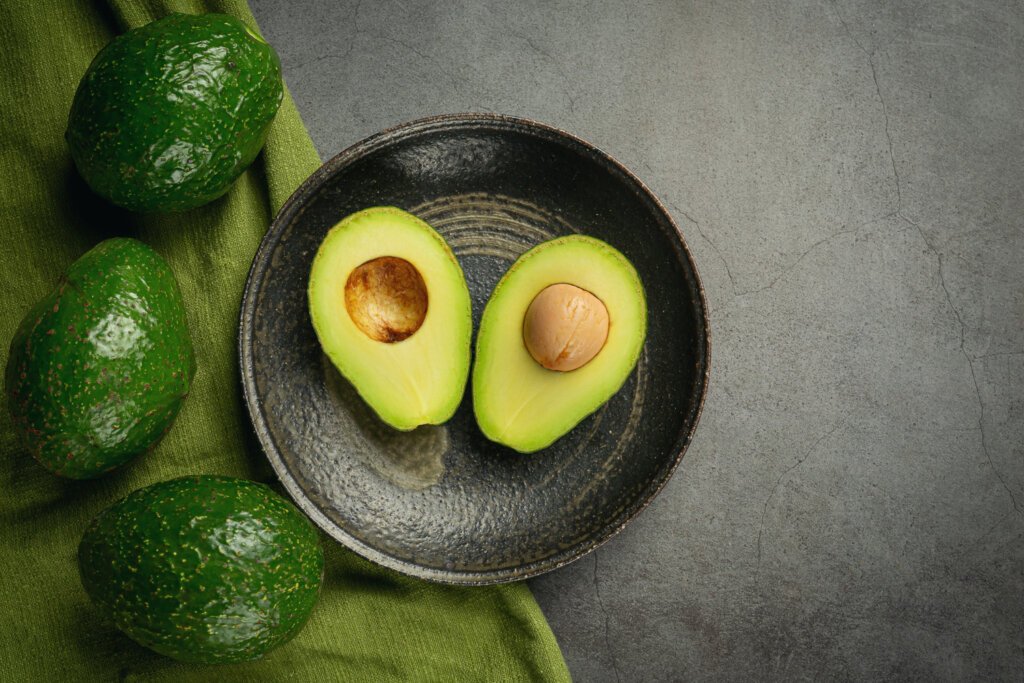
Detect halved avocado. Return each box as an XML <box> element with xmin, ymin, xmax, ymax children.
<box><xmin>473</xmin><ymin>235</ymin><xmax>646</xmax><ymax>452</ymax></box>
<box><xmin>308</xmin><ymin>207</ymin><xmax>471</xmax><ymax>430</ymax></box>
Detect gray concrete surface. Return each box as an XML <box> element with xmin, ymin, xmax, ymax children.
<box><xmin>249</xmin><ymin>1</ymin><xmax>1024</xmax><ymax>679</ymax></box>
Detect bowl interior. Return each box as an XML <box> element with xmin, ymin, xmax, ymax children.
<box><xmin>241</xmin><ymin>115</ymin><xmax>708</xmax><ymax>583</ymax></box>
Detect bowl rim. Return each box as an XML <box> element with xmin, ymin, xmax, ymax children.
<box><xmin>238</xmin><ymin>112</ymin><xmax>711</xmax><ymax>584</ymax></box>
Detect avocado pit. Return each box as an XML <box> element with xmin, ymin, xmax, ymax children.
<box><xmin>344</xmin><ymin>256</ymin><xmax>428</xmax><ymax>343</ymax></box>
<box><xmin>523</xmin><ymin>283</ymin><xmax>609</xmax><ymax>372</ymax></box>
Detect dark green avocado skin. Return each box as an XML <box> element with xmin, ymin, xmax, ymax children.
<box><xmin>5</xmin><ymin>238</ymin><xmax>194</xmax><ymax>479</ymax></box>
<box><xmin>65</xmin><ymin>13</ymin><xmax>283</xmax><ymax>212</ymax></box>
<box><xmin>78</xmin><ymin>476</ymin><xmax>325</xmax><ymax>664</ymax></box>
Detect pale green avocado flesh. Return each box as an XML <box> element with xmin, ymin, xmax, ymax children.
<box><xmin>472</xmin><ymin>235</ymin><xmax>647</xmax><ymax>452</ymax></box>
<box><xmin>308</xmin><ymin>207</ymin><xmax>472</xmax><ymax>430</ymax></box>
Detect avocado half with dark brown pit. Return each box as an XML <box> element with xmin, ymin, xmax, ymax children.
<box><xmin>473</xmin><ymin>235</ymin><xmax>647</xmax><ymax>452</ymax></box>
<box><xmin>308</xmin><ymin>207</ymin><xmax>472</xmax><ymax>430</ymax></box>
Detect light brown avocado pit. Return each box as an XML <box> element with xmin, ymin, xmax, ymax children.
<box><xmin>523</xmin><ymin>283</ymin><xmax>609</xmax><ymax>372</ymax></box>
<box><xmin>344</xmin><ymin>256</ymin><xmax>428</xmax><ymax>343</ymax></box>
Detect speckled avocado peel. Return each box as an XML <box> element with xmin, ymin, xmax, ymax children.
<box><xmin>65</xmin><ymin>12</ymin><xmax>283</xmax><ymax>212</ymax></box>
<box><xmin>78</xmin><ymin>475</ymin><xmax>325</xmax><ymax>664</ymax></box>
<box><xmin>4</xmin><ymin>237</ymin><xmax>194</xmax><ymax>478</ymax></box>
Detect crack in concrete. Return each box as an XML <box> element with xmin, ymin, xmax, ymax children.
<box><xmin>949</xmin><ymin>512</ymin><xmax>1015</xmax><ymax>575</ymax></box>
<box><xmin>870</xmin><ymin>57</ymin><xmax>902</xmax><ymax>214</ymax></box>
<box><xmin>657</xmin><ymin>10</ymin><xmax>902</xmax><ymax>304</ymax></box>
<box><xmin>351</xmin><ymin>0</ymin><xmax>365</xmax><ymax>32</ymax></box>
<box><xmin>287</xmin><ymin>0</ymin><xmax>362</xmax><ymax>74</ymax></box>
<box><xmin>664</xmin><ymin>199</ymin><xmax>739</xmax><ymax>295</ymax></box>
<box><xmin>964</xmin><ymin>337</ymin><xmax>1022</xmax><ymax>514</ymax></box>
<box><xmin>288</xmin><ymin>45</ymin><xmax>357</xmax><ymax>74</ymax></box>
<box><xmin>737</xmin><ymin>227</ymin><xmax>857</xmax><ymax>297</ymax></box>
<box><xmin>975</xmin><ymin>350</ymin><xmax>1024</xmax><ymax>360</ymax></box>
<box><xmin>832</xmin><ymin>0</ymin><xmax>1022</xmax><ymax>516</ymax></box>
<box><xmin>966</xmin><ymin>368</ymin><xmax>1015</xmax><ymax>511</ymax></box>
<box><xmin>831</xmin><ymin>2</ymin><xmax>870</xmax><ymax>55</ymax></box>
<box><xmin>735</xmin><ymin>211</ymin><xmax>903</xmax><ymax>297</ymax></box>
<box><xmin>592</xmin><ymin>552</ymin><xmax>622</xmax><ymax>683</ymax></box>
<box><xmin>907</xmin><ymin>216</ymin><xmax>1022</xmax><ymax>514</ymax></box>
<box><xmin>830</xmin><ymin>1</ymin><xmax>902</xmax><ymax>217</ymax></box>
<box><xmin>379</xmin><ymin>34</ymin><xmax>464</xmax><ymax>92</ymax></box>
<box><xmin>671</xmin><ymin>205</ymin><xmax>898</xmax><ymax>300</ymax></box>
<box><xmin>736</xmin><ymin>206</ymin><xmax>909</xmax><ymax>298</ymax></box>
<box><xmin>518</xmin><ymin>33</ymin><xmax>578</xmax><ymax>114</ymax></box>
<box><xmin>755</xmin><ymin>425</ymin><xmax>841</xmax><ymax>584</ymax></box>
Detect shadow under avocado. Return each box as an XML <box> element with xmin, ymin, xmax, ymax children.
<box><xmin>70</xmin><ymin>606</ymin><xmax>182</xmax><ymax>681</ymax></box>
<box><xmin>60</xmin><ymin>161</ymin><xmax>135</xmax><ymax>244</ymax></box>
<box><xmin>320</xmin><ymin>355</ymin><xmax>447</xmax><ymax>491</ymax></box>
<box><xmin>4</xmin><ymin>443</ymin><xmax>140</xmax><ymax>531</ymax></box>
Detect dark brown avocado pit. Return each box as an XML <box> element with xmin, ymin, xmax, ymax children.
<box><xmin>344</xmin><ymin>256</ymin><xmax>428</xmax><ymax>343</ymax></box>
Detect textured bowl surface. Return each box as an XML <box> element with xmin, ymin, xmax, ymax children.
<box><xmin>239</xmin><ymin>114</ymin><xmax>709</xmax><ymax>584</ymax></box>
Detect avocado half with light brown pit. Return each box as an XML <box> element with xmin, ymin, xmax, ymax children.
<box><xmin>308</xmin><ymin>207</ymin><xmax>472</xmax><ymax>430</ymax></box>
<box><xmin>472</xmin><ymin>235</ymin><xmax>647</xmax><ymax>452</ymax></box>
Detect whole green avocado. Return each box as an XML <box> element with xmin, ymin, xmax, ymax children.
<box><xmin>65</xmin><ymin>13</ymin><xmax>283</xmax><ymax>212</ymax></box>
<box><xmin>5</xmin><ymin>238</ymin><xmax>194</xmax><ymax>478</ymax></box>
<box><xmin>78</xmin><ymin>475</ymin><xmax>324</xmax><ymax>664</ymax></box>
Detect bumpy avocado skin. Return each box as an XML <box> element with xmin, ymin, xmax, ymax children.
<box><xmin>78</xmin><ymin>476</ymin><xmax>325</xmax><ymax>664</ymax></box>
<box><xmin>65</xmin><ymin>13</ymin><xmax>283</xmax><ymax>212</ymax></box>
<box><xmin>4</xmin><ymin>238</ymin><xmax>195</xmax><ymax>478</ymax></box>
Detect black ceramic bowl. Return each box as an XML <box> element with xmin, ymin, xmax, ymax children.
<box><xmin>239</xmin><ymin>114</ymin><xmax>709</xmax><ymax>584</ymax></box>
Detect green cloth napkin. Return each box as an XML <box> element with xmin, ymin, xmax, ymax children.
<box><xmin>0</xmin><ymin>1</ymin><xmax>571</xmax><ymax>680</ymax></box>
